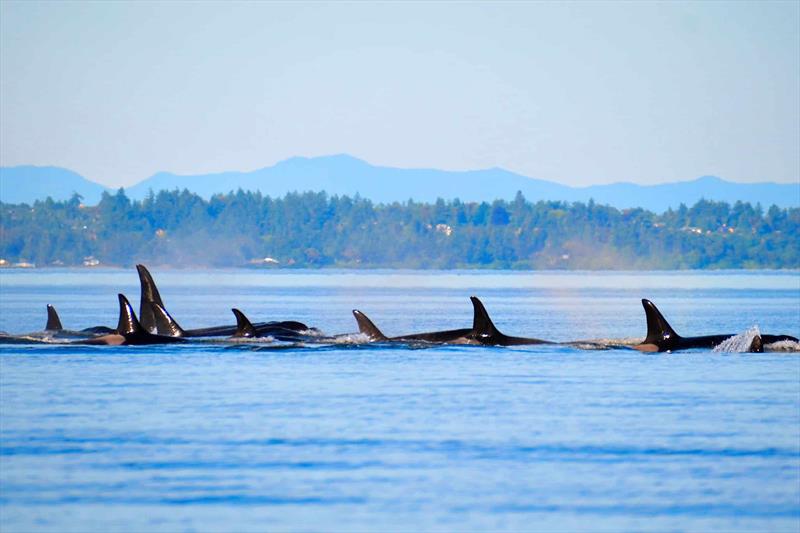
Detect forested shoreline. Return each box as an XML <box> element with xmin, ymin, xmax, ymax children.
<box><xmin>1</xmin><ymin>189</ymin><xmax>797</xmax><ymax>270</ymax></box>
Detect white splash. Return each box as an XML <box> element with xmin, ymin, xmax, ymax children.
<box><xmin>330</xmin><ymin>333</ymin><xmax>371</xmax><ymax>344</ymax></box>
<box><xmin>764</xmin><ymin>339</ymin><xmax>800</xmax><ymax>353</ymax></box>
<box><xmin>713</xmin><ymin>326</ymin><xmax>761</xmax><ymax>353</ymax></box>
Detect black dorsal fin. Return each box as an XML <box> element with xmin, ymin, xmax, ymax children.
<box><xmin>136</xmin><ymin>264</ymin><xmax>164</xmax><ymax>333</ymax></box>
<box><xmin>470</xmin><ymin>296</ymin><xmax>502</xmax><ymax>340</ymax></box>
<box><xmin>45</xmin><ymin>304</ymin><xmax>64</xmax><ymax>331</ymax></box>
<box><xmin>149</xmin><ymin>302</ymin><xmax>186</xmax><ymax>337</ymax></box>
<box><xmin>641</xmin><ymin>299</ymin><xmax>680</xmax><ymax>345</ymax></box>
<box><xmin>232</xmin><ymin>309</ymin><xmax>257</xmax><ymax>338</ymax></box>
<box><xmin>117</xmin><ymin>294</ymin><xmax>143</xmax><ymax>335</ymax></box>
<box><xmin>352</xmin><ymin>310</ymin><xmax>388</xmax><ymax>341</ymax></box>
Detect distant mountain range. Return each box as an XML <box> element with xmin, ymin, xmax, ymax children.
<box><xmin>0</xmin><ymin>166</ymin><xmax>109</xmax><ymax>206</ymax></box>
<box><xmin>1</xmin><ymin>155</ymin><xmax>798</xmax><ymax>212</ymax></box>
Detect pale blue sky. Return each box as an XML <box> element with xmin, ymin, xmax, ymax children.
<box><xmin>1</xmin><ymin>1</ymin><xmax>798</xmax><ymax>188</ymax></box>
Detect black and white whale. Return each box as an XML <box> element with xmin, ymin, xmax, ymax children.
<box><xmin>45</xmin><ymin>304</ymin><xmax>115</xmax><ymax>336</ymax></box>
<box><xmin>136</xmin><ymin>264</ymin><xmax>311</xmax><ymax>337</ymax></box>
<box><xmin>78</xmin><ymin>294</ymin><xmax>188</xmax><ymax>346</ymax></box>
<box><xmin>467</xmin><ymin>296</ymin><xmax>553</xmax><ymax>346</ymax></box>
<box><xmin>353</xmin><ymin>296</ymin><xmax>551</xmax><ymax>346</ymax></box>
<box><xmin>634</xmin><ymin>299</ymin><xmax>798</xmax><ymax>352</ymax></box>
<box><xmin>0</xmin><ymin>305</ymin><xmax>114</xmax><ymax>344</ymax></box>
<box><xmin>146</xmin><ymin>300</ymin><xmax>313</xmax><ymax>342</ymax></box>
<box><xmin>352</xmin><ymin>309</ymin><xmax>472</xmax><ymax>343</ymax></box>
<box><xmin>229</xmin><ymin>308</ymin><xmax>314</xmax><ymax>341</ymax></box>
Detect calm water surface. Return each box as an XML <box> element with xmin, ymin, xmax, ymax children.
<box><xmin>1</xmin><ymin>269</ymin><xmax>799</xmax><ymax>532</ymax></box>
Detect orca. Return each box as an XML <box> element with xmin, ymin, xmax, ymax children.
<box><xmin>0</xmin><ymin>306</ymin><xmax>70</xmax><ymax>344</ymax></box>
<box><xmin>468</xmin><ymin>296</ymin><xmax>552</xmax><ymax>346</ymax></box>
<box><xmin>45</xmin><ymin>304</ymin><xmax>115</xmax><ymax>336</ymax></box>
<box><xmin>78</xmin><ymin>294</ymin><xmax>187</xmax><ymax>346</ymax></box>
<box><xmin>0</xmin><ymin>305</ymin><xmax>115</xmax><ymax>343</ymax></box>
<box><xmin>136</xmin><ymin>264</ymin><xmax>313</xmax><ymax>337</ymax></box>
<box><xmin>352</xmin><ymin>296</ymin><xmax>551</xmax><ymax>346</ymax></box>
<box><xmin>352</xmin><ymin>309</ymin><xmax>473</xmax><ymax>343</ymax></box>
<box><xmin>230</xmin><ymin>308</ymin><xmax>311</xmax><ymax>341</ymax></box>
<box><xmin>146</xmin><ymin>300</ymin><xmax>313</xmax><ymax>339</ymax></box>
<box><xmin>634</xmin><ymin>299</ymin><xmax>798</xmax><ymax>352</ymax></box>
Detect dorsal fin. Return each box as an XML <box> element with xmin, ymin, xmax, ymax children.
<box><xmin>45</xmin><ymin>304</ymin><xmax>63</xmax><ymax>331</ymax></box>
<box><xmin>149</xmin><ymin>302</ymin><xmax>186</xmax><ymax>337</ymax></box>
<box><xmin>641</xmin><ymin>299</ymin><xmax>680</xmax><ymax>345</ymax></box>
<box><xmin>352</xmin><ymin>310</ymin><xmax>388</xmax><ymax>341</ymax></box>
<box><xmin>117</xmin><ymin>294</ymin><xmax>143</xmax><ymax>335</ymax></box>
<box><xmin>136</xmin><ymin>264</ymin><xmax>164</xmax><ymax>333</ymax></box>
<box><xmin>232</xmin><ymin>309</ymin><xmax>257</xmax><ymax>337</ymax></box>
<box><xmin>470</xmin><ymin>296</ymin><xmax>502</xmax><ymax>340</ymax></box>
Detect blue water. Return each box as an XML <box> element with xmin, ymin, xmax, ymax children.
<box><xmin>1</xmin><ymin>269</ymin><xmax>799</xmax><ymax>532</ymax></box>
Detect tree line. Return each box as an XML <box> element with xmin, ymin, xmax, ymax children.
<box><xmin>1</xmin><ymin>189</ymin><xmax>797</xmax><ymax>269</ymax></box>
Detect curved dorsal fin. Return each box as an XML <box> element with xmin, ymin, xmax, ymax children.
<box><xmin>470</xmin><ymin>296</ymin><xmax>502</xmax><ymax>340</ymax></box>
<box><xmin>117</xmin><ymin>294</ymin><xmax>143</xmax><ymax>335</ymax></box>
<box><xmin>45</xmin><ymin>304</ymin><xmax>63</xmax><ymax>331</ymax></box>
<box><xmin>149</xmin><ymin>302</ymin><xmax>186</xmax><ymax>337</ymax></box>
<box><xmin>136</xmin><ymin>264</ymin><xmax>164</xmax><ymax>333</ymax></box>
<box><xmin>641</xmin><ymin>299</ymin><xmax>680</xmax><ymax>345</ymax></box>
<box><xmin>232</xmin><ymin>308</ymin><xmax>257</xmax><ymax>338</ymax></box>
<box><xmin>352</xmin><ymin>310</ymin><xmax>388</xmax><ymax>341</ymax></box>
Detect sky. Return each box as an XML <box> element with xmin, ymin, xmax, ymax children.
<box><xmin>0</xmin><ymin>1</ymin><xmax>798</xmax><ymax>188</ymax></box>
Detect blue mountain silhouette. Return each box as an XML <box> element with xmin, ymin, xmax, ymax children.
<box><xmin>0</xmin><ymin>166</ymin><xmax>108</xmax><ymax>205</ymax></box>
<box><xmin>2</xmin><ymin>155</ymin><xmax>797</xmax><ymax>211</ymax></box>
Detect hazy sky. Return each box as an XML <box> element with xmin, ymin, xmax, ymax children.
<box><xmin>1</xmin><ymin>1</ymin><xmax>798</xmax><ymax>188</ymax></box>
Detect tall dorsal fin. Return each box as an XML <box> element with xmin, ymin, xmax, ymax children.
<box><xmin>641</xmin><ymin>299</ymin><xmax>680</xmax><ymax>345</ymax></box>
<box><xmin>136</xmin><ymin>264</ymin><xmax>164</xmax><ymax>333</ymax></box>
<box><xmin>45</xmin><ymin>304</ymin><xmax>63</xmax><ymax>331</ymax></box>
<box><xmin>232</xmin><ymin>308</ymin><xmax>257</xmax><ymax>338</ymax></box>
<box><xmin>352</xmin><ymin>310</ymin><xmax>388</xmax><ymax>341</ymax></box>
<box><xmin>149</xmin><ymin>302</ymin><xmax>186</xmax><ymax>337</ymax></box>
<box><xmin>117</xmin><ymin>294</ymin><xmax>143</xmax><ymax>335</ymax></box>
<box><xmin>470</xmin><ymin>296</ymin><xmax>502</xmax><ymax>340</ymax></box>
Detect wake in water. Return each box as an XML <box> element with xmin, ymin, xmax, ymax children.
<box><xmin>712</xmin><ymin>327</ymin><xmax>800</xmax><ymax>353</ymax></box>
<box><xmin>713</xmin><ymin>326</ymin><xmax>762</xmax><ymax>353</ymax></box>
<box><xmin>763</xmin><ymin>339</ymin><xmax>800</xmax><ymax>352</ymax></box>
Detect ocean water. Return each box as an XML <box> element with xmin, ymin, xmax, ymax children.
<box><xmin>1</xmin><ymin>269</ymin><xmax>799</xmax><ymax>532</ymax></box>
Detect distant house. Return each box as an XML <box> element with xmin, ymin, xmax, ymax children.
<box><xmin>247</xmin><ymin>257</ymin><xmax>280</xmax><ymax>266</ymax></box>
